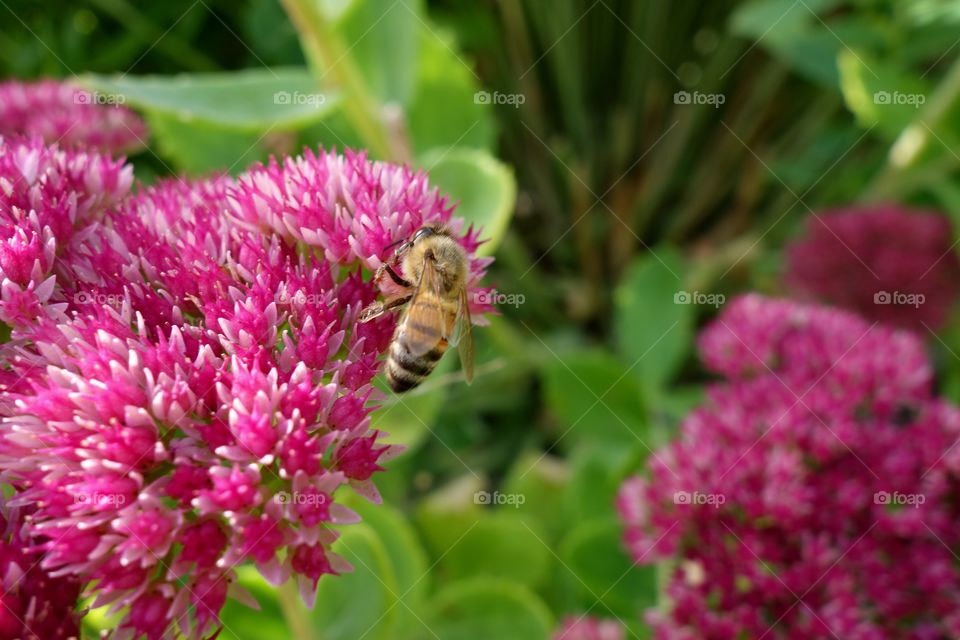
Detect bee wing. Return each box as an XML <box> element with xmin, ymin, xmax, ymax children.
<box><xmin>401</xmin><ymin>256</ymin><xmax>448</xmax><ymax>357</ymax></box>
<box><xmin>452</xmin><ymin>287</ymin><xmax>475</xmax><ymax>383</ymax></box>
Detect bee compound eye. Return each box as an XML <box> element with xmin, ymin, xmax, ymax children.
<box><xmin>413</xmin><ymin>227</ymin><xmax>434</xmax><ymax>242</ymax></box>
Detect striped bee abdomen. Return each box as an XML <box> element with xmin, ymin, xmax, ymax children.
<box><xmin>361</xmin><ymin>224</ymin><xmax>475</xmax><ymax>392</ymax></box>
<box><xmin>386</xmin><ymin>339</ymin><xmax>447</xmax><ymax>392</ymax></box>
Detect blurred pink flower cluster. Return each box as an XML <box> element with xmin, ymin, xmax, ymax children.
<box><xmin>0</xmin><ymin>79</ymin><xmax>147</xmax><ymax>154</ymax></box>
<box><xmin>619</xmin><ymin>294</ymin><xmax>960</xmax><ymax>639</ymax></box>
<box><xmin>0</xmin><ymin>503</ymin><xmax>83</xmax><ymax>640</ymax></box>
<box><xmin>785</xmin><ymin>205</ymin><xmax>960</xmax><ymax>332</ymax></box>
<box><xmin>0</xmin><ymin>82</ymin><xmax>490</xmax><ymax>639</ymax></box>
<box><xmin>553</xmin><ymin>616</ymin><xmax>625</xmax><ymax>640</ymax></box>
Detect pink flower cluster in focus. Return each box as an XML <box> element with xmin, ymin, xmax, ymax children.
<box><xmin>0</xmin><ymin>132</ymin><xmax>490</xmax><ymax>638</ymax></box>
<box><xmin>0</xmin><ymin>503</ymin><xmax>83</xmax><ymax>640</ymax></box>
<box><xmin>618</xmin><ymin>294</ymin><xmax>960</xmax><ymax>639</ymax></box>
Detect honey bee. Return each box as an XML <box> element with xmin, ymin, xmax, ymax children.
<box><xmin>359</xmin><ymin>223</ymin><xmax>474</xmax><ymax>392</ymax></box>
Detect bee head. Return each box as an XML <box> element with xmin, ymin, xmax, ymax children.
<box><xmin>406</xmin><ymin>224</ymin><xmax>450</xmax><ymax>258</ymax></box>
<box><xmin>412</xmin><ymin>222</ymin><xmax>451</xmax><ymax>242</ymax></box>
<box><xmin>412</xmin><ymin>226</ymin><xmax>436</xmax><ymax>243</ymax></box>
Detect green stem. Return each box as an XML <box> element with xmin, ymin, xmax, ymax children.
<box><xmin>281</xmin><ymin>0</ymin><xmax>397</xmax><ymax>161</ymax></box>
<box><xmin>277</xmin><ymin>579</ymin><xmax>317</xmax><ymax>640</ymax></box>
<box><xmin>685</xmin><ymin>235</ymin><xmax>761</xmax><ymax>292</ymax></box>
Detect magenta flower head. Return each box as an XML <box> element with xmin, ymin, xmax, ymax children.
<box><xmin>785</xmin><ymin>204</ymin><xmax>960</xmax><ymax>331</ymax></box>
<box><xmin>0</xmin><ymin>502</ymin><xmax>83</xmax><ymax>640</ymax></box>
<box><xmin>553</xmin><ymin>616</ymin><xmax>625</xmax><ymax>640</ymax></box>
<box><xmin>0</xmin><ymin>135</ymin><xmax>133</xmax><ymax>333</ymax></box>
<box><xmin>0</xmin><ymin>142</ymin><xmax>490</xmax><ymax>638</ymax></box>
<box><xmin>0</xmin><ymin>79</ymin><xmax>147</xmax><ymax>154</ymax></box>
<box><xmin>618</xmin><ymin>295</ymin><xmax>960</xmax><ymax>638</ymax></box>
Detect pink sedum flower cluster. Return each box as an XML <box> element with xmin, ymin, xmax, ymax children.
<box><xmin>553</xmin><ymin>616</ymin><xmax>625</xmax><ymax>640</ymax></box>
<box><xmin>0</xmin><ymin>136</ymin><xmax>133</xmax><ymax>335</ymax></box>
<box><xmin>0</xmin><ymin>134</ymin><xmax>490</xmax><ymax>638</ymax></box>
<box><xmin>0</xmin><ymin>503</ymin><xmax>83</xmax><ymax>639</ymax></box>
<box><xmin>0</xmin><ymin>79</ymin><xmax>147</xmax><ymax>154</ymax></box>
<box><xmin>785</xmin><ymin>205</ymin><xmax>960</xmax><ymax>331</ymax></box>
<box><xmin>618</xmin><ymin>295</ymin><xmax>960</xmax><ymax>639</ymax></box>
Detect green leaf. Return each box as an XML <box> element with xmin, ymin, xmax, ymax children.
<box><xmin>426</xmin><ymin>578</ymin><xmax>554</xmax><ymax>640</ymax></box>
<box><xmin>563</xmin><ymin>451</ymin><xmax>626</xmax><ymax>523</ymax></box>
<box><xmin>311</xmin><ymin>524</ymin><xmax>399</xmax><ymax>640</ymax></box>
<box><xmin>333</xmin><ymin>0</ymin><xmax>422</xmax><ymax>105</ymax></box>
<box><xmin>838</xmin><ymin>50</ymin><xmax>932</xmax><ymax>141</ymax></box>
<box><xmin>81</xmin><ymin>68</ymin><xmax>339</xmax><ymax>131</ymax></box>
<box><xmin>407</xmin><ymin>26</ymin><xmax>495</xmax><ymax>155</ymax></box>
<box><xmin>613</xmin><ymin>248</ymin><xmax>692</xmax><ymax>393</ymax></box>
<box><xmin>907</xmin><ymin>0</ymin><xmax>960</xmax><ymax>25</ymax></box>
<box><xmin>931</xmin><ymin>180</ymin><xmax>960</xmax><ymax>240</ymax></box>
<box><xmin>652</xmin><ymin>385</ymin><xmax>705</xmax><ymax>441</ymax></box>
<box><xmin>542</xmin><ymin>348</ymin><xmax>648</xmax><ymax>454</ymax></box>
<box><xmin>297</xmin><ymin>108</ymin><xmax>367</xmax><ymax>152</ymax></box>
<box><xmin>413</xmin><ymin>476</ymin><xmax>549</xmax><ymax>588</ymax></box>
<box><xmin>502</xmin><ymin>451</ymin><xmax>570</xmax><ymax>539</ymax></box>
<box><xmin>375</xmin><ymin>356</ymin><xmax>454</xmax><ymax>450</ymax></box>
<box><xmin>144</xmin><ymin>112</ymin><xmax>275</xmax><ymax>175</ymax></box>
<box><xmin>218</xmin><ymin>565</ymin><xmax>289</xmax><ymax>640</ymax></box>
<box><xmin>341</xmin><ymin>495</ymin><xmax>432</xmax><ymax>631</ymax></box>
<box><xmin>439</xmin><ymin>513</ymin><xmax>552</xmax><ymax>588</ymax></box>
<box><xmin>421</xmin><ymin>148</ymin><xmax>516</xmax><ymax>257</ymax></box>
<box><xmin>729</xmin><ymin>0</ymin><xmax>874</xmax><ymax>88</ymax></box>
<box><xmin>559</xmin><ymin>520</ymin><xmax>658</xmax><ymax>620</ymax></box>
<box><xmin>415</xmin><ymin>474</ymin><xmax>486</xmax><ymax>557</ymax></box>
<box><xmin>730</xmin><ymin>0</ymin><xmax>840</xmax><ymax>38</ymax></box>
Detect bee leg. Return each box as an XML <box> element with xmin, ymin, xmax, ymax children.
<box><xmin>383</xmin><ymin>265</ymin><xmax>412</xmax><ymax>288</ymax></box>
<box><xmin>372</xmin><ymin>258</ymin><xmax>411</xmax><ymax>286</ymax></box>
<box><xmin>360</xmin><ymin>293</ymin><xmax>412</xmax><ymax>323</ymax></box>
